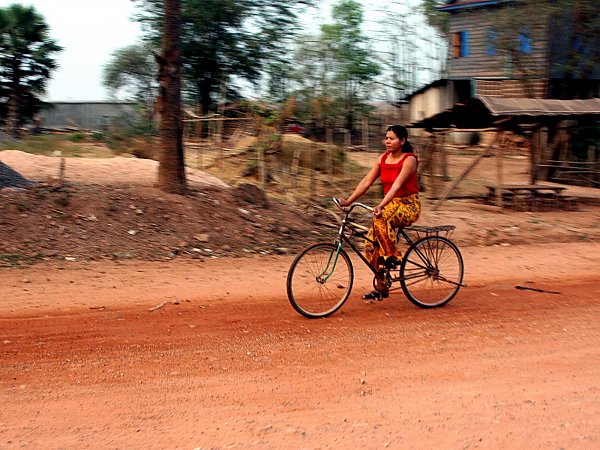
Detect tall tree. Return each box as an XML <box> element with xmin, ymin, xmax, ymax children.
<box><xmin>102</xmin><ymin>43</ymin><xmax>158</xmax><ymax>107</ymax></box>
<box><xmin>135</xmin><ymin>0</ymin><xmax>314</xmax><ymax>112</ymax></box>
<box><xmin>286</xmin><ymin>0</ymin><xmax>380</xmax><ymax>132</ymax></box>
<box><xmin>324</xmin><ymin>0</ymin><xmax>382</xmax><ymax>130</ymax></box>
<box><xmin>156</xmin><ymin>0</ymin><xmax>187</xmax><ymax>194</ymax></box>
<box><xmin>0</xmin><ymin>4</ymin><xmax>61</xmax><ymax>137</ymax></box>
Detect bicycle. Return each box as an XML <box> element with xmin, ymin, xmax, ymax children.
<box><xmin>286</xmin><ymin>197</ymin><xmax>465</xmax><ymax>318</ymax></box>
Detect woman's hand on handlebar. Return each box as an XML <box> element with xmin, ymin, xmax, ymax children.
<box><xmin>333</xmin><ymin>197</ymin><xmax>351</xmax><ymax>208</ymax></box>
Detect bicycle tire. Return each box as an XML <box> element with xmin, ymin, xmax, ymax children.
<box><xmin>286</xmin><ymin>242</ymin><xmax>354</xmax><ymax>318</ymax></box>
<box><xmin>400</xmin><ymin>236</ymin><xmax>464</xmax><ymax>308</ymax></box>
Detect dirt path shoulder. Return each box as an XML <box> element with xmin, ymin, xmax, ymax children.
<box><xmin>1</xmin><ymin>242</ymin><xmax>598</xmax><ymax>317</ymax></box>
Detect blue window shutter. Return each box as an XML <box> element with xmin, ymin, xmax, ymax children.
<box><xmin>518</xmin><ymin>30</ymin><xmax>532</xmax><ymax>54</ymax></box>
<box><xmin>460</xmin><ymin>31</ymin><xmax>469</xmax><ymax>57</ymax></box>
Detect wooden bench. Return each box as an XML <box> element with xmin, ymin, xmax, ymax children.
<box><xmin>486</xmin><ymin>184</ymin><xmax>567</xmax><ymax>211</ymax></box>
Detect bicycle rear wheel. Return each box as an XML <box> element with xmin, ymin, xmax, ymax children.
<box><xmin>400</xmin><ymin>236</ymin><xmax>463</xmax><ymax>308</ymax></box>
<box><xmin>286</xmin><ymin>243</ymin><xmax>354</xmax><ymax>318</ymax></box>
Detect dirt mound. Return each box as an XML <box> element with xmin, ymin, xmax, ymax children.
<box><xmin>0</xmin><ymin>181</ymin><xmax>313</xmax><ymax>265</ymax></box>
<box><xmin>0</xmin><ymin>149</ymin><xmax>229</xmax><ymax>189</ymax></box>
<box><xmin>279</xmin><ymin>133</ymin><xmax>344</xmax><ymax>173</ymax></box>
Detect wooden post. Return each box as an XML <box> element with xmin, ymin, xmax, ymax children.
<box><xmin>587</xmin><ymin>145</ymin><xmax>595</xmax><ymax>166</ymax></box>
<box><xmin>291</xmin><ymin>148</ymin><xmax>301</xmax><ymax>191</ymax></box>
<box><xmin>587</xmin><ymin>144</ymin><xmax>597</xmax><ymax>185</ymax></box>
<box><xmin>441</xmin><ymin>133</ymin><xmax>449</xmax><ymax>180</ymax></box>
<box><xmin>197</xmin><ymin>107</ymin><xmax>204</xmax><ymax>169</ymax></box>
<box><xmin>530</xmin><ymin>128</ymin><xmax>539</xmax><ymax>184</ymax></box>
<box><xmin>54</xmin><ymin>150</ymin><xmax>65</xmax><ymax>186</ymax></box>
<box><xmin>557</xmin><ymin>126</ymin><xmax>570</xmax><ymax>162</ymax></box>
<box><xmin>216</xmin><ymin>81</ymin><xmax>227</xmax><ymax>168</ymax></box>
<box><xmin>495</xmin><ymin>131</ymin><xmax>504</xmax><ymax>208</ymax></box>
<box><xmin>429</xmin><ymin>133</ymin><xmax>438</xmax><ymax>198</ymax></box>
<box><xmin>418</xmin><ymin>135</ymin><xmax>432</xmax><ymax>192</ymax></box>
<box><xmin>344</xmin><ymin>129</ymin><xmax>351</xmax><ymax>181</ymax></box>
<box><xmin>310</xmin><ymin>142</ymin><xmax>317</xmax><ymax>200</ymax></box>
<box><xmin>326</xmin><ymin>127</ymin><xmax>333</xmax><ymax>174</ymax></box>
<box><xmin>362</xmin><ymin>117</ymin><xmax>369</xmax><ymax>150</ymax></box>
<box><xmin>535</xmin><ymin>127</ymin><xmax>545</xmax><ymax>183</ymax></box>
<box><xmin>258</xmin><ymin>141</ymin><xmax>267</xmax><ymax>191</ymax></box>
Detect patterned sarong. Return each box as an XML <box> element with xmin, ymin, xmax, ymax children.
<box><xmin>365</xmin><ymin>193</ymin><xmax>421</xmax><ymax>269</ymax></box>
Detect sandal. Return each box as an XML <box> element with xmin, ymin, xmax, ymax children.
<box><xmin>362</xmin><ymin>290</ymin><xmax>389</xmax><ymax>301</ymax></box>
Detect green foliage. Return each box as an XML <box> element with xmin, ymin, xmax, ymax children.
<box><xmin>0</xmin><ymin>4</ymin><xmax>62</xmax><ymax>136</ymax></box>
<box><xmin>133</xmin><ymin>0</ymin><xmax>315</xmax><ymax>111</ymax></box>
<box><xmin>0</xmin><ymin>134</ymin><xmax>114</xmax><ymax>157</ymax></box>
<box><xmin>102</xmin><ymin>42</ymin><xmax>158</xmax><ymax>107</ymax></box>
<box><xmin>275</xmin><ymin>0</ymin><xmax>380</xmax><ymax>132</ymax></box>
<box><xmin>422</xmin><ymin>0</ymin><xmax>449</xmax><ymax>38</ymax></box>
<box><xmin>67</xmin><ymin>132</ymin><xmax>86</xmax><ymax>142</ymax></box>
<box><xmin>99</xmin><ymin>109</ymin><xmax>158</xmax><ymax>155</ymax></box>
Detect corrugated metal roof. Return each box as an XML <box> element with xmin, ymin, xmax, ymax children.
<box><xmin>411</xmin><ymin>97</ymin><xmax>600</xmax><ymax>129</ymax></box>
<box><xmin>480</xmin><ymin>97</ymin><xmax>600</xmax><ymax>116</ymax></box>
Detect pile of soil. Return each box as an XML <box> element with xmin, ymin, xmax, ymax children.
<box><xmin>0</xmin><ymin>180</ymin><xmax>314</xmax><ymax>264</ymax></box>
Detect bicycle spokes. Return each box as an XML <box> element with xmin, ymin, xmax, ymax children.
<box><xmin>287</xmin><ymin>243</ymin><xmax>354</xmax><ymax>318</ymax></box>
<box><xmin>400</xmin><ymin>236</ymin><xmax>464</xmax><ymax>308</ymax></box>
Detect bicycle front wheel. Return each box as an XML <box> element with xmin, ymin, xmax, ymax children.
<box><xmin>400</xmin><ymin>236</ymin><xmax>464</xmax><ymax>308</ymax></box>
<box><xmin>286</xmin><ymin>243</ymin><xmax>354</xmax><ymax>318</ymax></box>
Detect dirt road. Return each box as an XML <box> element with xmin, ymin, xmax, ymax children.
<box><xmin>1</xmin><ymin>243</ymin><xmax>599</xmax><ymax>449</ymax></box>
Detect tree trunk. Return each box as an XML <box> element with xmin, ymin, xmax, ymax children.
<box><xmin>157</xmin><ymin>0</ymin><xmax>187</xmax><ymax>194</ymax></box>
<box><xmin>5</xmin><ymin>60</ymin><xmax>21</xmax><ymax>138</ymax></box>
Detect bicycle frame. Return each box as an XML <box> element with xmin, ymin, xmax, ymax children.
<box><xmin>332</xmin><ymin>201</ymin><xmax>415</xmax><ymax>277</ymax></box>
<box><xmin>331</xmin><ymin>199</ymin><xmax>438</xmax><ymax>280</ymax></box>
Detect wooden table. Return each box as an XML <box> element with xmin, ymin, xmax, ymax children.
<box><xmin>486</xmin><ymin>184</ymin><xmax>567</xmax><ymax>210</ymax></box>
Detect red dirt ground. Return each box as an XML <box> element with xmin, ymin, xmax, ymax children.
<box><xmin>1</xmin><ymin>150</ymin><xmax>600</xmax><ymax>449</ymax></box>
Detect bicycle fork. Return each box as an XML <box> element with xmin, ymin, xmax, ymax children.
<box><xmin>316</xmin><ymin>240</ymin><xmax>344</xmax><ymax>284</ymax></box>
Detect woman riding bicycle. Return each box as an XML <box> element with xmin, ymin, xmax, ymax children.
<box><xmin>339</xmin><ymin>124</ymin><xmax>421</xmax><ymax>300</ymax></box>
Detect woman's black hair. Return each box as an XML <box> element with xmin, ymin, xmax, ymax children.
<box><xmin>387</xmin><ymin>124</ymin><xmax>413</xmax><ymax>152</ymax></box>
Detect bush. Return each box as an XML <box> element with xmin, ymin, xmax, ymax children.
<box><xmin>97</xmin><ymin>106</ymin><xmax>158</xmax><ymax>155</ymax></box>
<box><xmin>67</xmin><ymin>131</ymin><xmax>86</xmax><ymax>142</ymax></box>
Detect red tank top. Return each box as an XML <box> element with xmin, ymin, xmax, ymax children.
<box><xmin>380</xmin><ymin>152</ymin><xmax>419</xmax><ymax>197</ymax></box>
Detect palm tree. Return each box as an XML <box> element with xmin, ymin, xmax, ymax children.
<box><xmin>156</xmin><ymin>0</ymin><xmax>187</xmax><ymax>194</ymax></box>
<box><xmin>0</xmin><ymin>4</ymin><xmax>62</xmax><ymax>137</ymax></box>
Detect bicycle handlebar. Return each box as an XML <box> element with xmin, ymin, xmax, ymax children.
<box><xmin>332</xmin><ymin>197</ymin><xmax>374</xmax><ymax>213</ymax></box>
